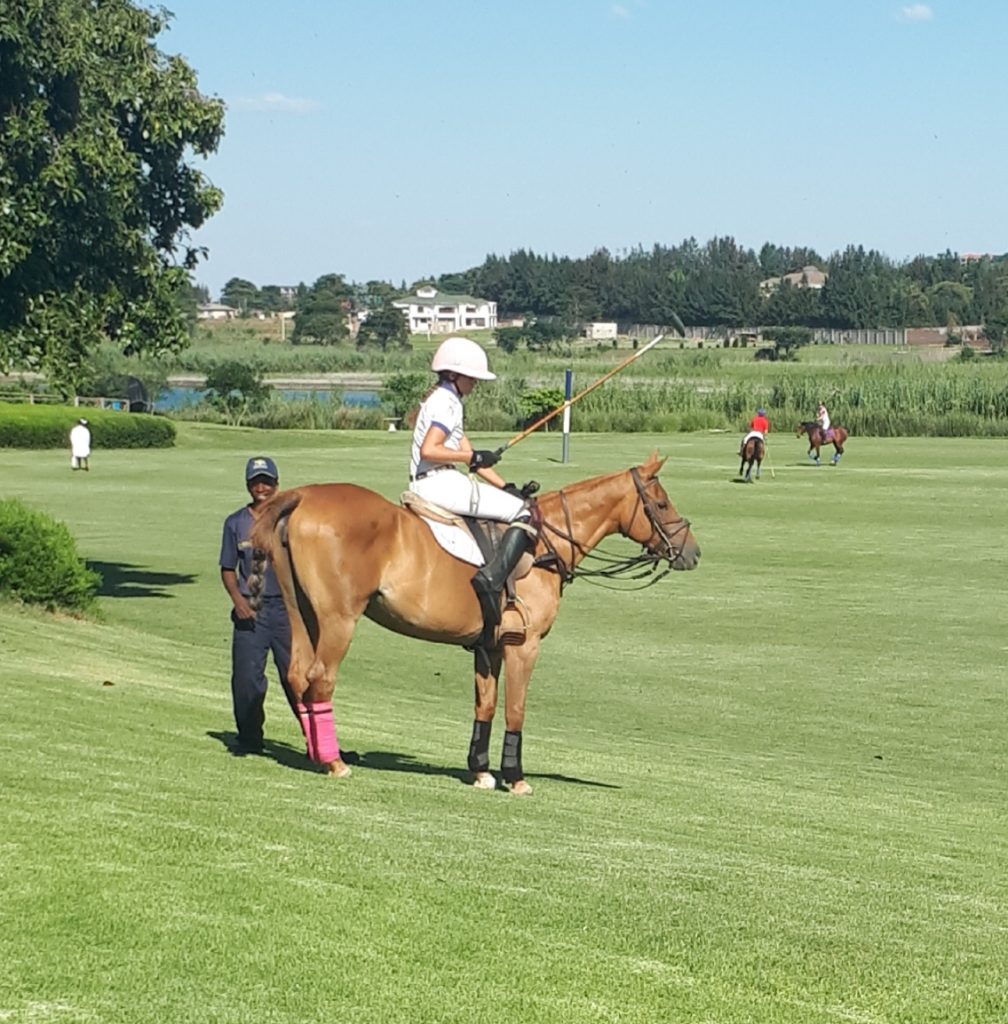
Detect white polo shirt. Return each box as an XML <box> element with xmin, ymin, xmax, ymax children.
<box><xmin>410</xmin><ymin>383</ymin><xmax>463</xmax><ymax>479</ymax></box>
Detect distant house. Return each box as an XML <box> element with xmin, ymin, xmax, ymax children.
<box><xmin>197</xmin><ymin>302</ymin><xmax>238</xmax><ymax>320</ymax></box>
<box><xmin>759</xmin><ymin>265</ymin><xmax>828</xmax><ymax>293</ymax></box>
<box><xmin>391</xmin><ymin>286</ymin><xmax>497</xmax><ymax>334</ymax></box>
<box><xmin>583</xmin><ymin>321</ymin><xmax>618</xmax><ymax>341</ymax></box>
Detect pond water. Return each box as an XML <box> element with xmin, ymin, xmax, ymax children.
<box><xmin>155</xmin><ymin>387</ymin><xmax>382</xmax><ymax>412</ymax></box>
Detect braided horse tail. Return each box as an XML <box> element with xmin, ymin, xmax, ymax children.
<box><xmin>247</xmin><ymin>489</ymin><xmax>304</xmax><ymax>612</ymax></box>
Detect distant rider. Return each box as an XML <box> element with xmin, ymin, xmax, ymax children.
<box><xmin>739</xmin><ymin>407</ymin><xmax>770</xmax><ymax>457</ymax></box>
<box><xmin>817</xmin><ymin>401</ymin><xmax>831</xmax><ymax>439</ymax></box>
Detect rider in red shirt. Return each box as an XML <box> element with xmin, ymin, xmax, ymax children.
<box><xmin>740</xmin><ymin>408</ymin><xmax>770</xmax><ymax>455</ymax></box>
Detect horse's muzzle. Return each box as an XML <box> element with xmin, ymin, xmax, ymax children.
<box><xmin>670</xmin><ymin>538</ymin><xmax>701</xmax><ymax>571</ymax></box>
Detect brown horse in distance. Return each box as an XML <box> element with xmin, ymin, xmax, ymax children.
<box><xmin>248</xmin><ymin>453</ymin><xmax>700</xmax><ymax>795</ymax></box>
<box><xmin>738</xmin><ymin>435</ymin><xmax>765</xmax><ymax>482</ymax></box>
<box><xmin>797</xmin><ymin>422</ymin><xmax>848</xmax><ymax>465</ymax></box>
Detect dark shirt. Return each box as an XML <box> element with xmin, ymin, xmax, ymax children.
<box><xmin>219</xmin><ymin>505</ymin><xmax>282</xmax><ymax>598</ymax></box>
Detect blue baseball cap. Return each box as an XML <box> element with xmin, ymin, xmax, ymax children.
<box><xmin>245</xmin><ymin>456</ymin><xmax>279</xmax><ymax>482</ymax></box>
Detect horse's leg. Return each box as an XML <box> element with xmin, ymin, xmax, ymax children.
<box><xmin>469</xmin><ymin>648</ymin><xmax>503</xmax><ymax>790</ymax></box>
<box><xmin>283</xmin><ymin>597</ymin><xmax>316</xmax><ymax>751</ymax></box>
<box><xmin>738</xmin><ymin>456</ymin><xmax>745</xmax><ymax>478</ymax></box>
<box><xmin>302</xmin><ymin>613</ymin><xmax>360</xmax><ymax>778</ymax></box>
<box><xmin>501</xmin><ymin>637</ymin><xmax>541</xmax><ymax>796</ymax></box>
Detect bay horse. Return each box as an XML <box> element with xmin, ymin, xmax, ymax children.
<box><xmin>797</xmin><ymin>422</ymin><xmax>848</xmax><ymax>465</ymax></box>
<box><xmin>738</xmin><ymin>435</ymin><xmax>765</xmax><ymax>482</ymax></box>
<box><xmin>248</xmin><ymin>453</ymin><xmax>700</xmax><ymax>795</ymax></box>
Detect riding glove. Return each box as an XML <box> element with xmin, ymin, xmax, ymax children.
<box><xmin>469</xmin><ymin>450</ymin><xmax>500</xmax><ymax>470</ymax></box>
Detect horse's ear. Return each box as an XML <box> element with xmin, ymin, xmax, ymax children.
<box><xmin>639</xmin><ymin>450</ymin><xmax>667</xmax><ymax>478</ymax></box>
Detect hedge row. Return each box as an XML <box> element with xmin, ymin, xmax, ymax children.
<box><xmin>0</xmin><ymin>499</ymin><xmax>99</xmax><ymax>612</ymax></box>
<box><xmin>0</xmin><ymin>403</ymin><xmax>175</xmax><ymax>448</ymax></box>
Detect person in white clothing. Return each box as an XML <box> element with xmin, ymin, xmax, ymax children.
<box><xmin>816</xmin><ymin>401</ymin><xmax>831</xmax><ymax>436</ymax></box>
<box><xmin>409</xmin><ymin>336</ymin><xmax>532</xmax><ymax>640</ymax></box>
<box><xmin>69</xmin><ymin>418</ymin><xmax>91</xmax><ymax>471</ymax></box>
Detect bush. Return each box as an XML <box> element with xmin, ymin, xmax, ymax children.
<box><xmin>381</xmin><ymin>372</ymin><xmax>430</xmax><ymax>419</ymax></box>
<box><xmin>204</xmin><ymin>361</ymin><xmax>271</xmax><ymax>425</ymax></box>
<box><xmin>0</xmin><ymin>500</ymin><xmax>100</xmax><ymax>611</ymax></box>
<box><xmin>0</xmin><ymin>403</ymin><xmax>175</xmax><ymax>448</ymax></box>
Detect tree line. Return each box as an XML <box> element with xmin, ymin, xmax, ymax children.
<box><xmin>442</xmin><ymin>240</ymin><xmax>1008</xmax><ymax>342</ymax></box>
<box><xmin>225</xmin><ymin>239</ymin><xmax>1008</xmax><ymax>352</ymax></box>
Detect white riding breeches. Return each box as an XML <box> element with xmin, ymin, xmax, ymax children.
<box><xmin>742</xmin><ymin>430</ymin><xmax>765</xmax><ymax>445</ymax></box>
<box><xmin>409</xmin><ymin>468</ymin><xmax>525</xmax><ymax>522</ymax></box>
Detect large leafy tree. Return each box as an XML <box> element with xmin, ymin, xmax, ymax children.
<box><xmin>0</xmin><ymin>1</ymin><xmax>224</xmax><ymax>393</ymax></box>
<box><xmin>220</xmin><ymin>277</ymin><xmax>259</xmax><ymax>313</ymax></box>
<box><xmin>292</xmin><ymin>273</ymin><xmax>353</xmax><ymax>345</ymax></box>
<box><xmin>356</xmin><ymin>305</ymin><xmax>410</xmax><ymax>350</ymax></box>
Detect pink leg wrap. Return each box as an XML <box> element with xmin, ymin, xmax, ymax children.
<box><xmin>307</xmin><ymin>701</ymin><xmax>340</xmax><ymax>763</ymax></box>
<box><xmin>295</xmin><ymin>703</ymin><xmax>314</xmax><ymax>760</ymax></box>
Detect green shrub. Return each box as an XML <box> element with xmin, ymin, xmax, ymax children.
<box><xmin>0</xmin><ymin>500</ymin><xmax>100</xmax><ymax>611</ymax></box>
<box><xmin>0</xmin><ymin>403</ymin><xmax>174</xmax><ymax>448</ymax></box>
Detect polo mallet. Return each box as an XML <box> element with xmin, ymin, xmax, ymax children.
<box><xmin>492</xmin><ymin>329</ymin><xmax>677</xmax><ymax>458</ymax></box>
<box><xmin>764</xmin><ymin>441</ymin><xmax>775</xmax><ymax>479</ymax></box>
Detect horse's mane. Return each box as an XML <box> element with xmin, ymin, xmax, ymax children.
<box><xmin>536</xmin><ymin>464</ymin><xmax>639</xmax><ymax>507</ymax></box>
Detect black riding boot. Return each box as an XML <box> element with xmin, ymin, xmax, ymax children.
<box><xmin>471</xmin><ymin>525</ymin><xmax>530</xmax><ymax>645</ymax></box>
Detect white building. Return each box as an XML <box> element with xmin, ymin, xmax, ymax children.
<box><xmin>583</xmin><ymin>321</ymin><xmax>618</xmax><ymax>341</ymax></box>
<box><xmin>392</xmin><ymin>286</ymin><xmax>497</xmax><ymax>334</ymax></box>
<box><xmin>196</xmin><ymin>302</ymin><xmax>238</xmax><ymax>320</ymax></box>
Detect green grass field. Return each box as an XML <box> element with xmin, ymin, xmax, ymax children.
<box><xmin>2</xmin><ymin>426</ymin><xmax>1005</xmax><ymax>1023</ymax></box>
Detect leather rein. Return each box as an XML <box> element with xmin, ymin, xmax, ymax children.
<box><xmin>533</xmin><ymin>467</ymin><xmax>691</xmax><ymax>591</ymax></box>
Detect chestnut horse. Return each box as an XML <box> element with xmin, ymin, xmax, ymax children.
<box><xmin>739</xmin><ymin>435</ymin><xmax>765</xmax><ymax>482</ymax></box>
<box><xmin>248</xmin><ymin>453</ymin><xmax>700</xmax><ymax>795</ymax></box>
<box><xmin>797</xmin><ymin>422</ymin><xmax>848</xmax><ymax>465</ymax></box>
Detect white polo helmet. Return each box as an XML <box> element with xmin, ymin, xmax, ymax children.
<box><xmin>431</xmin><ymin>336</ymin><xmax>496</xmax><ymax>380</ymax></box>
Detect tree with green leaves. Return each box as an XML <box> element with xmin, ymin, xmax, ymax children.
<box><xmin>0</xmin><ymin>0</ymin><xmax>224</xmax><ymax>394</ymax></box>
<box><xmin>760</xmin><ymin>326</ymin><xmax>813</xmax><ymax>361</ymax></box>
<box><xmin>204</xmin><ymin>361</ymin><xmax>271</xmax><ymax>427</ymax></box>
<box><xmin>220</xmin><ymin>278</ymin><xmax>260</xmax><ymax>314</ymax></box>
<box><xmin>292</xmin><ymin>273</ymin><xmax>353</xmax><ymax>345</ymax></box>
<box><xmin>380</xmin><ymin>372</ymin><xmax>429</xmax><ymax>420</ymax></box>
<box><xmin>356</xmin><ymin>305</ymin><xmax>410</xmax><ymax>350</ymax></box>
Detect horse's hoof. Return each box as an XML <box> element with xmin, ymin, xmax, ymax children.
<box><xmin>472</xmin><ymin>772</ymin><xmax>497</xmax><ymax>790</ymax></box>
<box><xmin>325</xmin><ymin>759</ymin><xmax>352</xmax><ymax>778</ymax></box>
<box><xmin>509</xmin><ymin>779</ymin><xmax>534</xmax><ymax>797</ymax></box>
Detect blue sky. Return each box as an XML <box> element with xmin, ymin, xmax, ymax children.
<box><xmin>159</xmin><ymin>1</ymin><xmax>1006</xmax><ymax>299</ymax></box>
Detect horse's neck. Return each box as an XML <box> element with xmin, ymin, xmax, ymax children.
<box><xmin>539</xmin><ymin>477</ymin><xmax>626</xmax><ymax>569</ymax></box>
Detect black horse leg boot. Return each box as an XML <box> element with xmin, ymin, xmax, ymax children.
<box><xmin>471</xmin><ymin>525</ymin><xmax>530</xmax><ymax>644</ymax></box>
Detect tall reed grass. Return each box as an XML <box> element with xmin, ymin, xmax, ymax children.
<box><xmin>166</xmin><ymin>350</ymin><xmax>1008</xmax><ymax>437</ymax></box>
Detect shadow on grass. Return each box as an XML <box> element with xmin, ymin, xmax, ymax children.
<box><xmin>207</xmin><ymin>730</ymin><xmax>319</xmax><ymax>774</ymax></box>
<box><xmin>207</xmin><ymin>733</ymin><xmax>618</xmax><ymax>788</ymax></box>
<box><xmin>89</xmin><ymin>561</ymin><xmax>198</xmax><ymax>599</ymax></box>
<box><xmin>352</xmin><ymin>749</ymin><xmax>620</xmax><ymax>789</ymax></box>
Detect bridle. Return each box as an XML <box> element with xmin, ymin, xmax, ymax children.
<box><xmin>534</xmin><ymin>468</ymin><xmax>692</xmax><ymax>591</ymax></box>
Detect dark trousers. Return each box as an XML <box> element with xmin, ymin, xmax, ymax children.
<box><xmin>230</xmin><ymin>597</ymin><xmax>296</xmax><ymax>747</ymax></box>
